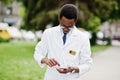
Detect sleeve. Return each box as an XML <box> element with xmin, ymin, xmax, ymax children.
<box><xmin>34</xmin><ymin>30</ymin><xmax>48</xmax><ymax>68</ymax></box>
<box><xmin>78</xmin><ymin>36</ymin><xmax>92</xmax><ymax>76</ymax></box>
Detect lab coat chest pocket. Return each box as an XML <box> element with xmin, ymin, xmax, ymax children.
<box><xmin>66</xmin><ymin>40</ymin><xmax>81</xmax><ymax>61</ymax></box>
<box><xmin>66</xmin><ymin>49</ymin><xmax>79</xmax><ymax>61</ymax></box>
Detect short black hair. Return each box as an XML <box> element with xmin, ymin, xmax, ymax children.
<box><xmin>59</xmin><ymin>4</ymin><xmax>78</xmax><ymax>22</ymax></box>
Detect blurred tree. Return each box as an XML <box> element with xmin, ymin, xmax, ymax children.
<box><xmin>18</xmin><ymin>0</ymin><xmax>119</xmax><ymax>30</ymax></box>
<box><xmin>76</xmin><ymin>0</ymin><xmax>118</xmax><ymax>45</ymax></box>
<box><xmin>17</xmin><ymin>0</ymin><xmax>60</xmax><ymax>31</ymax></box>
<box><xmin>109</xmin><ymin>0</ymin><xmax>120</xmax><ymax>20</ymax></box>
<box><xmin>17</xmin><ymin>0</ymin><xmax>119</xmax><ymax>45</ymax></box>
<box><xmin>0</xmin><ymin>0</ymin><xmax>13</xmax><ymax>5</ymax></box>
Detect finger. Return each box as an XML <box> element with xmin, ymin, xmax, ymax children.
<box><xmin>52</xmin><ymin>58</ymin><xmax>60</xmax><ymax>66</ymax></box>
<box><xmin>50</xmin><ymin>59</ymin><xmax>57</xmax><ymax>65</ymax></box>
<box><xmin>45</xmin><ymin>59</ymin><xmax>54</xmax><ymax>67</ymax></box>
<box><xmin>45</xmin><ymin>58</ymin><xmax>60</xmax><ymax>67</ymax></box>
<box><xmin>48</xmin><ymin>58</ymin><xmax>58</xmax><ymax>67</ymax></box>
<box><xmin>45</xmin><ymin>59</ymin><xmax>51</xmax><ymax>67</ymax></box>
<box><xmin>48</xmin><ymin>59</ymin><xmax>58</xmax><ymax>67</ymax></box>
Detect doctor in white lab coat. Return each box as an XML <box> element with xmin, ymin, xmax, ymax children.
<box><xmin>34</xmin><ymin>4</ymin><xmax>92</xmax><ymax>80</ymax></box>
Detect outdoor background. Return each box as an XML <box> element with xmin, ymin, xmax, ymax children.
<box><xmin>0</xmin><ymin>0</ymin><xmax>120</xmax><ymax>80</ymax></box>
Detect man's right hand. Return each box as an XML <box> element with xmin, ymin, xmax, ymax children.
<box><xmin>41</xmin><ymin>58</ymin><xmax>60</xmax><ymax>67</ymax></box>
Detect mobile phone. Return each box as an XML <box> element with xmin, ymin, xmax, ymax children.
<box><xmin>60</xmin><ymin>68</ymin><xmax>67</xmax><ymax>70</ymax></box>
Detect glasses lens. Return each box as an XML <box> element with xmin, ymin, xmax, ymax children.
<box><xmin>61</xmin><ymin>25</ymin><xmax>73</xmax><ymax>30</ymax></box>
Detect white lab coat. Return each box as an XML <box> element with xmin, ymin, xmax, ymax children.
<box><xmin>34</xmin><ymin>25</ymin><xmax>92</xmax><ymax>80</ymax></box>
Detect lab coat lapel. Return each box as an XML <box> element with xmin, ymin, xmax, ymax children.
<box><xmin>64</xmin><ymin>27</ymin><xmax>78</xmax><ymax>46</ymax></box>
<box><xmin>55</xmin><ymin>26</ymin><xmax>63</xmax><ymax>47</ymax></box>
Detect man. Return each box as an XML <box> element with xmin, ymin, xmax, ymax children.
<box><xmin>34</xmin><ymin>4</ymin><xmax>92</xmax><ymax>80</ymax></box>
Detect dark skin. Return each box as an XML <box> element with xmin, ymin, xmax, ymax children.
<box><xmin>60</xmin><ymin>16</ymin><xmax>75</xmax><ymax>33</ymax></box>
<box><xmin>41</xmin><ymin>16</ymin><xmax>79</xmax><ymax>74</ymax></box>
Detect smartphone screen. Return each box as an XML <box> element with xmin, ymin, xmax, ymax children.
<box><xmin>60</xmin><ymin>68</ymin><xmax>67</xmax><ymax>70</ymax></box>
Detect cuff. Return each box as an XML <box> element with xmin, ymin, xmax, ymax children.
<box><xmin>34</xmin><ymin>54</ymin><xmax>45</xmax><ymax>68</ymax></box>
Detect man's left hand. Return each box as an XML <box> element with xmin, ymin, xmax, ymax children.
<box><xmin>56</xmin><ymin>66</ymin><xmax>73</xmax><ymax>74</ymax></box>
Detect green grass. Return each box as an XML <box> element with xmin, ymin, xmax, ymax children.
<box><xmin>91</xmin><ymin>45</ymin><xmax>110</xmax><ymax>54</ymax></box>
<box><xmin>0</xmin><ymin>41</ymin><xmax>46</xmax><ymax>80</ymax></box>
<box><xmin>0</xmin><ymin>41</ymin><xmax>110</xmax><ymax>80</ymax></box>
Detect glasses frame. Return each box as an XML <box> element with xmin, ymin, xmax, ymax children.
<box><xmin>60</xmin><ymin>25</ymin><xmax>74</xmax><ymax>30</ymax></box>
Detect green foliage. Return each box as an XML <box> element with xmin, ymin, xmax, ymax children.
<box><xmin>17</xmin><ymin>0</ymin><xmax>120</xmax><ymax>45</ymax></box>
<box><xmin>19</xmin><ymin>0</ymin><xmax>62</xmax><ymax>31</ymax></box>
<box><xmin>19</xmin><ymin>6</ymin><xmax>26</xmax><ymax>17</ymax></box>
<box><xmin>0</xmin><ymin>37</ymin><xmax>10</xmax><ymax>43</ymax></box>
<box><xmin>89</xmin><ymin>0</ymin><xmax>118</xmax><ymax>22</ymax></box>
<box><xmin>109</xmin><ymin>0</ymin><xmax>120</xmax><ymax>20</ymax></box>
<box><xmin>1</xmin><ymin>0</ymin><xmax>119</xmax><ymax>31</ymax></box>
<box><xmin>88</xmin><ymin>16</ymin><xmax>101</xmax><ymax>32</ymax></box>
<box><xmin>0</xmin><ymin>0</ymin><xmax>14</xmax><ymax>5</ymax></box>
<box><xmin>18</xmin><ymin>0</ymin><xmax>119</xmax><ymax>31</ymax></box>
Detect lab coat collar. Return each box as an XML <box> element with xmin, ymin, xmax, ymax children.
<box><xmin>56</xmin><ymin>25</ymin><xmax>79</xmax><ymax>46</ymax></box>
<box><xmin>56</xmin><ymin>25</ymin><xmax>78</xmax><ymax>36</ymax></box>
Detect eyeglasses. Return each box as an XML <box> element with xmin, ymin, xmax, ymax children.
<box><xmin>60</xmin><ymin>25</ymin><xmax>74</xmax><ymax>30</ymax></box>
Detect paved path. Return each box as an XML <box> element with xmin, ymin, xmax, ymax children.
<box><xmin>81</xmin><ymin>41</ymin><xmax>120</xmax><ymax>80</ymax></box>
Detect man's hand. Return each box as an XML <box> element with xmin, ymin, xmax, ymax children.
<box><xmin>56</xmin><ymin>66</ymin><xmax>73</xmax><ymax>74</ymax></box>
<box><xmin>41</xmin><ymin>58</ymin><xmax>60</xmax><ymax>67</ymax></box>
<box><xmin>56</xmin><ymin>66</ymin><xmax>79</xmax><ymax>74</ymax></box>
